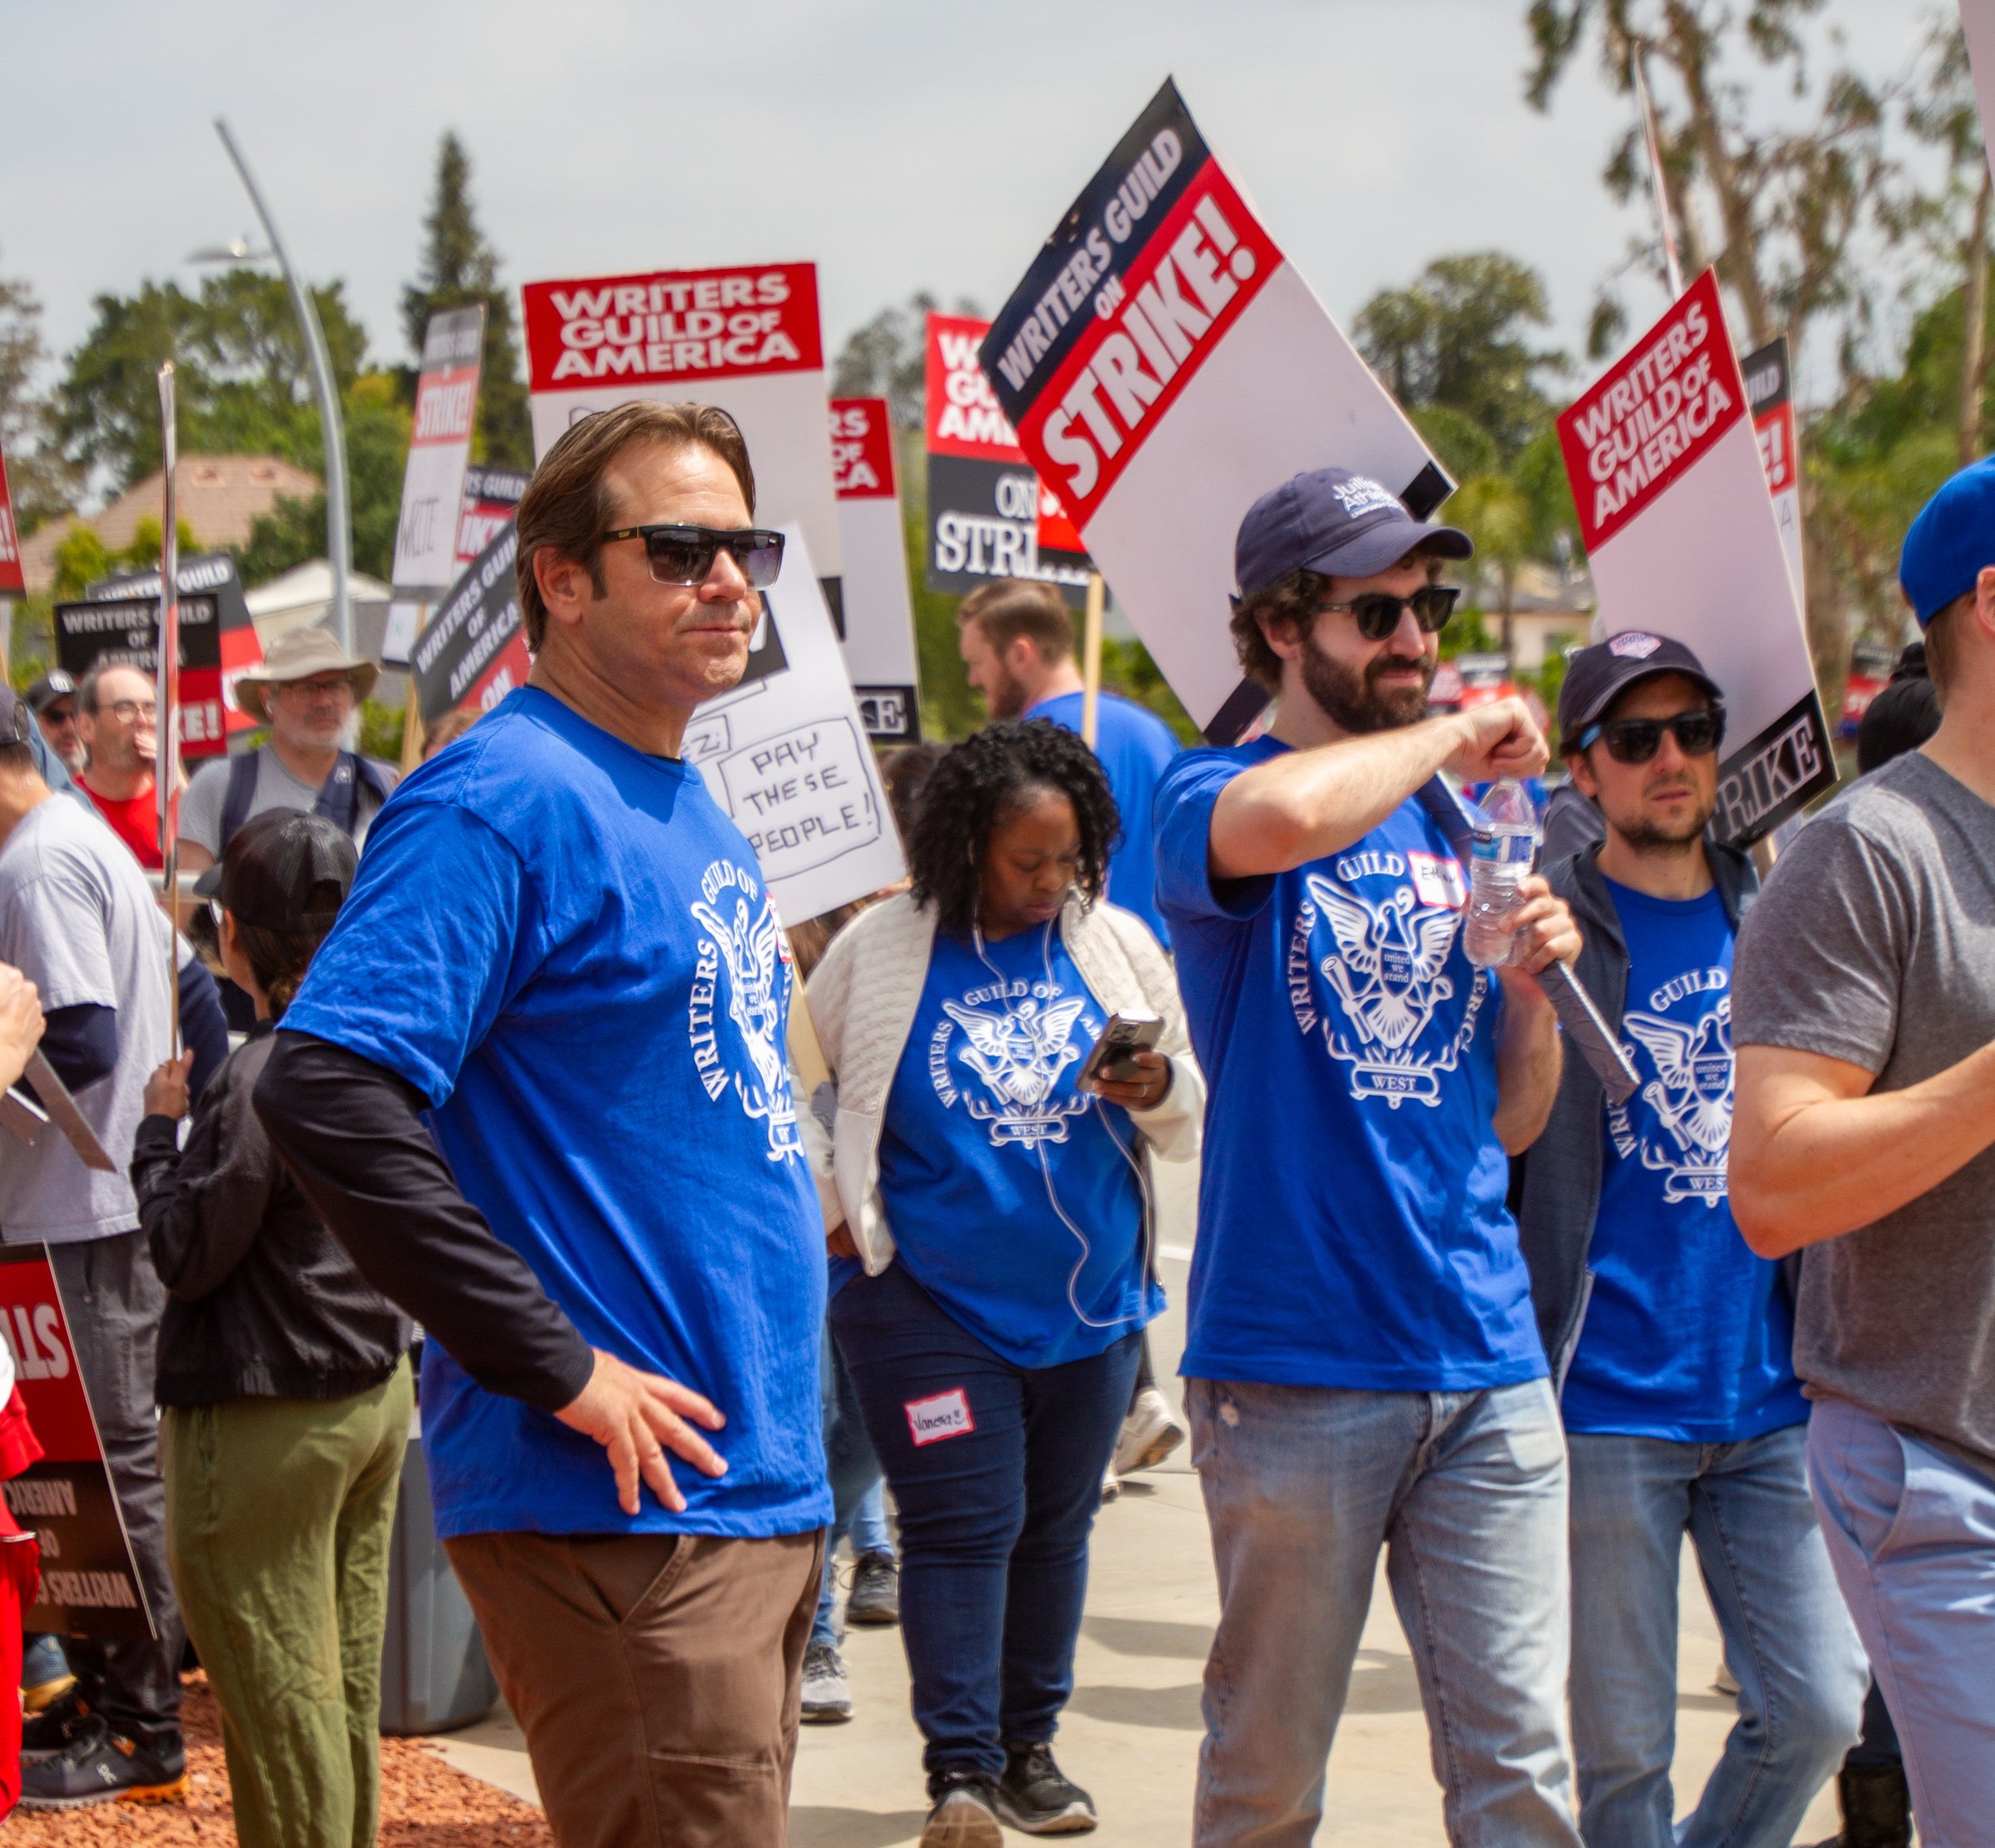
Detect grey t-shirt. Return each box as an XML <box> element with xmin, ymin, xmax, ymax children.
<box><xmin>181</xmin><ymin>747</ymin><xmax>397</xmax><ymax>857</ymax></box>
<box><xmin>1733</xmin><ymin>751</ymin><xmax>1995</xmax><ymax>1463</ymax></box>
<box><xmin>0</xmin><ymin>796</ymin><xmax>175</xmax><ymax>1242</ymax></box>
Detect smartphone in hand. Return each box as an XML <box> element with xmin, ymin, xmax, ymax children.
<box><xmin>1078</xmin><ymin>1013</ymin><xmax>1163</xmax><ymax>1089</ymax></box>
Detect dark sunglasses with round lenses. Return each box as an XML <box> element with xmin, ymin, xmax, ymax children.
<box><xmin>601</xmin><ymin>523</ymin><xmax>785</xmax><ymax>589</ymax></box>
<box><xmin>1576</xmin><ymin>707</ymin><xmax>1727</xmax><ymax>764</ymax></box>
<box><xmin>1321</xmin><ymin>584</ymin><xmax>1460</xmax><ymax>642</ymax></box>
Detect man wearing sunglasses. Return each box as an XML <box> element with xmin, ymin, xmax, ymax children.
<box><xmin>255</xmin><ymin>401</ymin><xmax>828</xmax><ymax>1848</ymax></box>
<box><xmin>1515</xmin><ymin>634</ymin><xmax>1866</xmax><ymax>1848</ymax></box>
<box><xmin>1155</xmin><ymin>467</ymin><xmax>1586</xmax><ymax>1846</ymax></box>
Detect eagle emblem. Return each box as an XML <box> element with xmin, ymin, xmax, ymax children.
<box><xmin>939</xmin><ymin>993</ymin><xmax>1094</xmax><ymax>1147</ymax></box>
<box><xmin>1618</xmin><ymin>998</ymin><xmax>1732</xmax><ymax>1205</ymax></box>
<box><xmin>690</xmin><ymin>884</ymin><xmax>803</xmax><ymax>1163</ymax></box>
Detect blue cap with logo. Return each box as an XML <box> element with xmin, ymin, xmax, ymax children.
<box><xmin>1234</xmin><ymin>467</ymin><xmax>1472</xmax><ymax>599</ymax></box>
<box><xmin>1899</xmin><ymin>456</ymin><xmax>1995</xmax><ymax>626</ymax></box>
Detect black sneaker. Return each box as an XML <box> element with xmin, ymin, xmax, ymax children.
<box><xmin>846</xmin><ymin>1549</ymin><xmax>900</xmax><ymax>1626</ymax></box>
<box><xmin>995</xmin><ymin>1740</ymin><xmax>1097</xmax><ymax>1834</ymax></box>
<box><xmin>921</xmin><ymin>1769</ymin><xmax>1002</xmax><ymax>1847</ymax></box>
<box><xmin>20</xmin><ymin>1687</ymin><xmax>91</xmax><ymax>1763</ymax></box>
<box><xmin>16</xmin><ymin>1716</ymin><xmax>190</xmax><ymax>1810</ymax></box>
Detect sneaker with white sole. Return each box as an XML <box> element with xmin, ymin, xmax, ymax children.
<box><xmin>1114</xmin><ymin>1385</ymin><xmax>1187</xmax><ymax>1475</ymax></box>
<box><xmin>995</xmin><ymin>1740</ymin><xmax>1097</xmax><ymax>1834</ymax></box>
<box><xmin>800</xmin><ymin>1641</ymin><xmax>852</xmax><ymax>1724</ymax></box>
<box><xmin>922</xmin><ymin>1771</ymin><xmax>1003</xmax><ymax>1847</ymax></box>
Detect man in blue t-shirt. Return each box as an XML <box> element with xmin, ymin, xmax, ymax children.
<box><xmin>957</xmin><ymin>578</ymin><xmax>1178</xmax><ymax>946</ymax></box>
<box><xmin>1155</xmin><ymin>467</ymin><xmax>1586</xmax><ymax>1847</ymax></box>
<box><xmin>255</xmin><ymin>403</ymin><xmax>830</xmax><ymax>1848</ymax></box>
<box><xmin>1516</xmin><ymin>638</ymin><xmax>1865</xmax><ymax>1847</ymax></box>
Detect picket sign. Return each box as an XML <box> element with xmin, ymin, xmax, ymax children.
<box><xmin>830</xmin><ymin>397</ymin><xmax>922</xmax><ymax>740</ymax></box>
<box><xmin>1555</xmin><ymin>270</ymin><xmax>1835</xmax><ymax>845</ymax></box>
<box><xmin>1963</xmin><ymin>0</ymin><xmax>1995</xmax><ymax>191</ymax></box>
<box><xmin>979</xmin><ymin>80</ymin><xmax>1451</xmax><ymax>744</ymax></box>
<box><xmin>1742</xmin><ymin>335</ymin><xmax>1804</xmax><ymax>603</ymax></box>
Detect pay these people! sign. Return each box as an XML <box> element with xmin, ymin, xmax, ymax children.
<box><xmin>925</xmin><ymin>313</ymin><xmax>1092</xmax><ymax>605</ymax></box>
<box><xmin>981</xmin><ymin>81</ymin><xmax>1451</xmax><ymax>744</ymax></box>
<box><xmin>831</xmin><ymin>398</ymin><xmax>922</xmax><ymax>740</ymax></box>
<box><xmin>1556</xmin><ymin>270</ymin><xmax>1835</xmax><ymax>846</ymax></box>
<box><xmin>522</xmin><ymin>262</ymin><xmax>845</xmax><ymax>624</ymax></box>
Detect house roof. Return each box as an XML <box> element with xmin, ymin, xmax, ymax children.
<box><xmin>17</xmin><ymin>454</ymin><xmax>322</xmax><ymax>595</ymax></box>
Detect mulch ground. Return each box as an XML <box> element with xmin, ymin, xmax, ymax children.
<box><xmin>0</xmin><ymin>1676</ymin><xmax>550</xmax><ymax>1845</ymax></box>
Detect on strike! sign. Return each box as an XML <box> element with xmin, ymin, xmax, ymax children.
<box><xmin>831</xmin><ymin>398</ymin><xmax>922</xmax><ymax>741</ymax></box>
<box><xmin>1556</xmin><ymin>270</ymin><xmax>1834</xmax><ymax>844</ymax></box>
<box><xmin>924</xmin><ymin>313</ymin><xmax>1091</xmax><ymax>602</ymax></box>
<box><xmin>0</xmin><ymin>440</ymin><xmax>22</xmax><ymax>597</ymax></box>
<box><xmin>1743</xmin><ymin>335</ymin><xmax>1803</xmax><ymax>600</ymax></box>
<box><xmin>523</xmin><ymin>261</ymin><xmax>844</xmax><ymax>619</ymax></box>
<box><xmin>982</xmin><ymin>80</ymin><xmax>1448</xmax><ymax>744</ymax></box>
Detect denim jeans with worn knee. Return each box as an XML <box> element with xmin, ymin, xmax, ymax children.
<box><xmin>1189</xmin><ymin>1376</ymin><xmax>1580</xmax><ymax>1848</ymax></box>
<box><xmin>1566</xmin><ymin>1423</ymin><xmax>1865</xmax><ymax>1848</ymax></box>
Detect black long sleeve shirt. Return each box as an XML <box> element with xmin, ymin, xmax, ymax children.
<box><xmin>252</xmin><ymin>1030</ymin><xmax>595</xmax><ymax>1412</ymax></box>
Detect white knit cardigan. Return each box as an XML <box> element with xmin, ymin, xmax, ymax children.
<box><xmin>797</xmin><ymin>890</ymin><xmax>1203</xmax><ymax>1275</ymax></box>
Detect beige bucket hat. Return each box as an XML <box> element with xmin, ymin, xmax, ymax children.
<box><xmin>235</xmin><ymin>627</ymin><xmax>379</xmax><ymax>724</ymax></box>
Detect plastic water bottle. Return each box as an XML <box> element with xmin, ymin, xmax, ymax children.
<box><xmin>1464</xmin><ymin>779</ymin><xmax>1539</xmax><ymax>967</ymax></box>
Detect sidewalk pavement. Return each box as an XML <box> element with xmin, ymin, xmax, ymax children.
<box><xmin>432</xmin><ymin>1163</ymin><xmax>1847</xmax><ymax>1843</ymax></box>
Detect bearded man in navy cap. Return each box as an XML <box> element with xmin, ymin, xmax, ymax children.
<box><xmin>1153</xmin><ymin>468</ymin><xmax>1586</xmax><ymax>1846</ymax></box>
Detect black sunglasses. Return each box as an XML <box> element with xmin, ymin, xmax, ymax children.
<box><xmin>1576</xmin><ymin>708</ymin><xmax>1727</xmax><ymax>764</ymax></box>
<box><xmin>601</xmin><ymin>523</ymin><xmax>785</xmax><ymax>589</ymax></box>
<box><xmin>1320</xmin><ymin>584</ymin><xmax>1459</xmax><ymax>642</ymax></box>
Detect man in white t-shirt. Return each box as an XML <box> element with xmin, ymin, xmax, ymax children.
<box><xmin>0</xmin><ymin>716</ymin><xmax>189</xmax><ymax>1808</ymax></box>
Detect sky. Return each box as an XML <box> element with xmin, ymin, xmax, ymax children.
<box><xmin>0</xmin><ymin>0</ymin><xmax>1941</xmax><ymax>428</ymax></box>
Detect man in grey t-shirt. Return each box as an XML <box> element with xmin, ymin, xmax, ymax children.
<box><xmin>1732</xmin><ymin>456</ymin><xmax>1995</xmax><ymax>1845</ymax></box>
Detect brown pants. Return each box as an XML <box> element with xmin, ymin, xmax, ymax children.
<box><xmin>446</xmin><ymin>1528</ymin><xmax>824</xmax><ymax>1848</ymax></box>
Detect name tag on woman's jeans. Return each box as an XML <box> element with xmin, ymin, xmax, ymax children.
<box><xmin>905</xmin><ymin>1388</ymin><xmax>975</xmax><ymax>1446</ymax></box>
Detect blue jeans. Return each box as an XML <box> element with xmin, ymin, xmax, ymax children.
<box><xmin>1188</xmin><ymin>1376</ymin><xmax>1580</xmax><ymax>1848</ymax></box>
<box><xmin>1566</xmin><ymin>1424</ymin><xmax>1865</xmax><ymax>1848</ymax></box>
<box><xmin>1808</xmin><ymin>1395</ymin><xmax>1995</xmax><ymax>1848</ymax></box>
<box><xmin>831</xmin><ymin>1261</ymin><xmax>1140</xmax><ymax>1779</ymax></box>
<box><xmin>812</xmin><ymin>1331</ymin><xmax>893</xmax><ymax>1651</ymax></box>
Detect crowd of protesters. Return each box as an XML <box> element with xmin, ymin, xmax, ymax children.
<box><xmin>0</xmin><ymin>395</ymin><xmax>1989</xmax><ymax>1848</ymax></box>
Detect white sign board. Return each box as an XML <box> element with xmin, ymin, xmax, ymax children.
<box><xmin>830</xmin><ymin>397</ymin><xmax>922</xmax><ymax>741</ymax></box>
<box><xmin>1963</xmin><ymin>0</ymin><xmax>1995</xmax><ymax>189</ymax></box>
<box><xmin>685</xmin><ymin>526</ymin><xmax>906</xmax><ymax>923</ymax></box>
<box><xmin>384</xmin><ymin>306</ymin><xmax>485</xmax><ymax>667</ymax></box>
<box><xmin>982</xmin><ymin>80</ymin><xmax>1449</xmax><ymax>744</ymax></box>
<box><xmin>1556</xmin><ymin>270</ymin><xmax>1834</xmax><ymax>844</ymax></box>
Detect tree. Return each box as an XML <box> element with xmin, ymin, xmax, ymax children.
<box><xmin>401</xmin><ymin>132</ymin><xmax>532</xmax><ymax>470</ymax></box>
<box><xmin>832</xmin><ymin>292</ymin><xmax>982</xmax><ymax>430</ymax></box>
<box><xmin>0</xmin><ymin>262</ymin><xmax>82</xmax><ymax>532</ymax></box>
<box><xmin>1354</xmin><ymin>253</ymin><xmax>1567</xmax><ymax>460</ymax></box>
<box><xmin>51</xmin><ymin>515</ymin><xmax>200</xmax><ymax>601</ymax></box>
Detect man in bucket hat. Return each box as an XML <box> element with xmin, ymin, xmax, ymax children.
<box><xmin>179</xmin><ymin>628</ymin><xmax>399</xmax><ymax>883</ymax></box>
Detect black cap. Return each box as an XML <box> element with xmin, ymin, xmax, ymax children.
<box><xmin>26</xmin><ymin>671</ymin><xmax>77</xmax><ymax>715</ymax></box>
<box><xmin>192</xmin><ymin>808</ymin><xmax>357</xmax><ymax>930</ymax></box>
<box><xmin>1557</xmin><ymin>632</ymin><xmax>1724</xmax><ymax>741</ymax></box>
<box><xmin>1234</xmin><ymin>467</ymin><xmax>1472</xmax><ymax>599</ymax></box>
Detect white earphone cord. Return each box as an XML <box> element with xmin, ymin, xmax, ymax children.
<box><xmin>970</xmin><ymin>902</ymin><xmax>1155</xmax><ymax>1331</ymax></box>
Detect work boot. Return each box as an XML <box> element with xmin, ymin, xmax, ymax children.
<box><xmin>1807</xmin><ymin>1763</ymin><xmax>1912</xmax><ymax>1848</ymax></box>
<box><xmin>20</xmin><ymin>1634</ymin><xmax>74</xmax><ymax>1712</ymax></box>
<box><xmin>995</xmin><ymin>1740</ymin><xmax>1097</xmax><ymax>1834</ymax></box>
<box><xmin>922</xmin><ymin>1770</ymin><xmax>1002</xmax><ymax>1847</ymax></box>
<box><xmin>846</xmin><ymin>1550</ymin><xmax>899</xmax><ymax>1626</ymax></box>
<box><xmin>16</xmin><ymin>1716</ymin><xmax>189</xmax><ymax>1809</ymax></box>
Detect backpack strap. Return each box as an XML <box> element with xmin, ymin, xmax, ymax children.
<box><xmin>217</xmin><ymin>751</ymin><xmax>263</xmax><ymax>855</ymax></box>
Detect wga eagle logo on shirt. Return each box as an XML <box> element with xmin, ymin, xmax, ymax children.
<box><xmin>689</xmin><ymin>859</ymin><xmax>804</xmax><ymax>1163</ymax></box>
<box><xmin>1610</xmin><ymin>980</ymin><xmax>1733</xmax><ymax>1206</ymax></box>
<box><xmin>929</xmin><ymin>978</ymin><xmax>1094</xmax><ymax>1149</ymax></box>
<box><xmin>1291</xmin><ymin>852</ymin><xmax>1486</xmax><ymax>1110</ymax></box>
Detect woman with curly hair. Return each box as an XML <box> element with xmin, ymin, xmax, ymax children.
<box><xmin>801</xmin><ymin>721</ymin><xmax>1201</xmax><ymax>1846</ymax></box>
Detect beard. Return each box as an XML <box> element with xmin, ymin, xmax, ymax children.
<box><xmin>986</xmin><ymin>663</ymin><xmax>1031</xmax><ymax>721</ymax></box>
<box><xmin>1611</xmin><ymin>779</ymin><xmax>1714</xmax><ymax>851</ymax></box>
<box><xmin>1297</xmin><ymin>630</ymin><xmax>1434</xmax><ymax>733</ymax></box>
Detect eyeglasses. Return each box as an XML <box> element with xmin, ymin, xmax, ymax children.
<box><xmin>1576</xmin><ymin>708</ymin><xmax>1726</xmax><ymax>764</ymax></box>
<box><xmin>601</xmin><ymin>523</ymin><xmax>786</xmax><ymax>589</ymax></box>
<box><xmin>1319</xmin><ymin>585</ymin><xmax>1459</xmax><ymax>642</ymax></box>
<box><xmin>104</xmin><ymin>699</ymin><xmax>158</xmax><ymax>725</ymax></box>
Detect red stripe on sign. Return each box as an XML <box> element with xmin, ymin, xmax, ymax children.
<box><xmin>1012</xmin><ymin>166</ymin><xmax>1279</xmax><ymax>532</ymax></box>
<box><xmin>410</xmin><ymin>364</ymin><xmax>480</xmax><ymax>448</ymax></box>
<box><xmin>0</xmin><ymin>442</ymin><xmax>22</xmax><ymax>595</ymax></box>
<box><xmin>926</xmin><ymin>314</ymin><xmax>1025</xmax><ymax>461</ymax></box>
<box><xmin>523</xmin><ymin>263</ymin><xmax>823</xmax><ymax>390</ymax></box>
<box><xmin>1555</xmin><ymin>269</ymin><xmax>1746</xmax><ymax>553</ymax></box>
<box><xmin>831</xmin><ymin>398</ymin><xmax>899</xmax><ymax>500</ymax></box>
<box><xmin>1754</xmin><ymin>399</ymin><xmax>1798</xmax><ymax>498</ymax></box>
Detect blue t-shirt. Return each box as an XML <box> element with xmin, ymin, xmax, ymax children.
<box><xmin>286</xmin><ymin>689</ymin><xmax>830</xmax><ymax>1541</ymax></box>
<box><xmin>1155</xmin><ymin>739</ymin><xmax>1545</xmax><ymax>1391</ymax></box>
<box><xmin>1561</xmin><ymin>879</ymin><xmax>1807</xmax><ymax>1443</ymax></box>
<box><xmin>1025</xmin><ymin>691</ymin><xmax>1179</xmax><ymax>947</ymax></box>
<box><xmin>867</xmin><ymin>922</ymin><xmax>1159</xmax><ymax>1367</ymax></box>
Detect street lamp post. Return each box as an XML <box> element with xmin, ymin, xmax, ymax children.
<box><xmin>208</xmin><ymin>118</ymin><xmax>352</xmax><ymax>655</ymax></box>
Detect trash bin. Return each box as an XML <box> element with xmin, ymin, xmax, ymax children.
<box><xmin>379</xmin><ymin>1409</ymin><xmax>498</xmax><ymax>1735</ymax></box>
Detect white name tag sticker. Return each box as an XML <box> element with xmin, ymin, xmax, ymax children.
<box><xmin>1408</xmin><ymin>851</ymin><xmax>1467</xmax><ymax>911</ymax></box>
<box><xmin>905</xmin><ymin>1388</ymin><xmax>976</xmax><ymax>1447</ymax></box>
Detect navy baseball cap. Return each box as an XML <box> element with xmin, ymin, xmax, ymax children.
<box><xmin>1558</xmin><ymin>632</ymin><xmax>1724</xmax><ymax>740</ymax></box>
<box><xmin>1234</xmin><ymin>467</ymin><xmax>1472</xmax><ymax>599</ymax></box>
<box><xmin>1899</xmin><ymin>456</ymin><xmax>1995</xmax><ymax>626</ymax></box>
